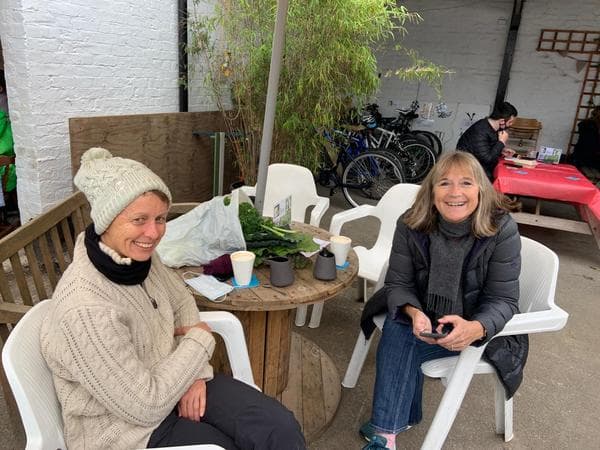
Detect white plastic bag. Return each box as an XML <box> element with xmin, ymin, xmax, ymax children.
<box><xmin>157</xmin><ymin>191</ymin><xmax>246</xmax><ymax>268</ymax></box>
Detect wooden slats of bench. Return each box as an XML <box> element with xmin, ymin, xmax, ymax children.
<box><xmin>0</xmin><ymin>191</ymin><xmax>91</xmax><ymax>322</ymax></box>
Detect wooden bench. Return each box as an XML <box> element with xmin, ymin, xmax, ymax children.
<box><xmin>0</xmin><ymin>191</ymin><xmax>91</xmax><ymax>421</ymax></box>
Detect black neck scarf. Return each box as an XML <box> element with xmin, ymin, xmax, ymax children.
<box><xmin>84</xmin><ymin>224</ymin><xmax>151</xmax><ymax>285</ymax></box>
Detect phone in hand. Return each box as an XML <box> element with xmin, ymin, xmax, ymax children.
<box><xmin>419</xmin><ymin>330</ymin><xmax>448</xmax><ymax>339</ymax></box>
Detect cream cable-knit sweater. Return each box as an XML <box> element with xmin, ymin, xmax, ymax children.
<box><xmin>40</xmin><ymin>233</ymin><xmax>216</xmax><ymax>449</ymax></box>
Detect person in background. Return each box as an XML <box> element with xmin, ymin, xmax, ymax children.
<box><xmin>40</xmin><ymin>148</ymin><xmax>306</xmax><ymax>450</ymax></box>
<box><xmin>0</xmin><ymin>70</ymin><xmax>17</xmax><ymax>218</ymax></box>
<box><xmin>571</xmin><ymin>105</ymin><xmax>600</xmax><ymax>175</ymax></box>
<box><xmin>358</xmin><ymin>152</ymin><xmax>526</xmax><ymax>450</ymax></box>
<box><xmin>457</xmin><ymin>102</ymin><xmax>518</xmax><ymax>181</ymax></box>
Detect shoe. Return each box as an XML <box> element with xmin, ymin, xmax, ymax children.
<box><xmin>359</xmin><ymin>421</ymin><xmax>378</xmax><ymax>442</ymax></box>
<box><xmin>361</xmin><ymin>434</ymin><xmax>389</xmax><ymax>450</ymax></box>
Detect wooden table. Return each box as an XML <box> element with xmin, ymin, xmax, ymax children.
<box><xmin>179</xmin><ymin>223</ymin><xmax>358</xmax><ymax>442</ymax></box>
<box><xmin>493</xmin><ymin>161</ymin><xmax>600</xmax><ymax>248</ymax></box>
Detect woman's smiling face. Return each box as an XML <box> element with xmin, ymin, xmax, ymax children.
<box><xmin>100</xmin><ymin>192</ymin><xmax>169</xmax><ymax>261</ymax></box>
<box><xmin>433</xmin><ymin>164</ymin><xmax>480</xmax><ymax>223</ymax></box>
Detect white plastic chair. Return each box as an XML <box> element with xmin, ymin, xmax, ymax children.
<box><xmin>241</xmin><ymin>163</ymin><xmax>330</xmax><ymax>327</ymax></box>
<box><xmin>306</xmin><ymin>183</ymin><xmax>420</xmax><ymax>329</ymax></box>
<box><xmin>342</xmin><ymin>236</ymin><xmax>568</xmax><ymax>448</ymax></box>
<box><xmin>240</xmin><ymin>163</ymin><xmax>329</xmax><ymax>227</ymax></box>
<box><xmin>2</xmin><ymin>300</ymin><xmax>256</xmax><ymax>450</ymax></box>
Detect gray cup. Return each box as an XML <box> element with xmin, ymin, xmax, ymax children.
<box><xmin>313</xmin><ymin>249</ymin><xmax>337</xmax><ymax>281</ymax></box>
<box><xmin>268</xmin><ymin>256</ymin><xmax>295</xmax><ymax>287</ymax></box>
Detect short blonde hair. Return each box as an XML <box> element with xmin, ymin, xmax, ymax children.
<box><xmin>404</xmin><ymin>151</ymin><xmax>518</xmax><ymax>237</ymax></box>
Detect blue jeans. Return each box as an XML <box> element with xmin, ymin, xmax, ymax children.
<box><xmin>370</xmin><ymin>316</ymin><xmax>458</xmax><ymax>434</ymax></box>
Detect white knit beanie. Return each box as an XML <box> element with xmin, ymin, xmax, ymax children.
<box><xmin>74</xmin><ymin>147</ymin><xmax>172</xmax><ymax>234</ymax></box>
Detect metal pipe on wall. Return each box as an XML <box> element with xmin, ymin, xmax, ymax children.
<box><xmin>178</xmin><ymin>0</ymin><xmax>189</xmax><ymax>112</ymax></box>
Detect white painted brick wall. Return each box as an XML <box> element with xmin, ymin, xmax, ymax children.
<box><xmin>1</xmin><ymin>0</ymin><xmax>598</xmax><ymax>219</ymax></box>
<box><xmin>375</xmin><ymin>0</ymin><xmax>600</xmax><ymax>152</ymax></box>
<box><xmin>0</xmin><ymin>0</ymin><xmax>215</xmax><ymax>220</ymax></box>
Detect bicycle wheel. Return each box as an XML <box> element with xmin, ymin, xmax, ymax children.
<box><xmin>413</xmin><ymin>130</ymin><xmax>442</xmax><ymax>157</ymax></box>
<box><xmin>394</xmin><ymin>142</ymin><xmax>436</xmax><ymax>183</ymax></box>
<box><xmin>341</xmin><ymin>151</ymin><xmax>405</xmax><ymax>207</ymax></box>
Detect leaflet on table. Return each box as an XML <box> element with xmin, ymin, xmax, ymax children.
<box><xmin>537</xmin><ymin>146</ymin><xmax>562</xmax><ymax>164</ymax></box>
<box><xmin>273</xmin><ymin>195</ymin><xmax>292</xmax><ymax>226</ymax></box>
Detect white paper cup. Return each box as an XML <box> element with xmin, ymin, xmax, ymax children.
<box><xmin>329</xmin><ymin>235</ymin><xmax>352</xmax><ymax>267</ymax></box>
<box><xmin>231</xmin><ymin>251</ymin><xmax>255</xmax><ymax>286</ymax></box>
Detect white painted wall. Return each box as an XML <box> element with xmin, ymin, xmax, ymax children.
<box><xmin>1</xmin><ymin>0</ymin><xmax>598</xmax><ymax>218</ymax></box>
<box><xmin>0</xmin><ymin>0</ymin><xmax>215</xmax><ymax>221</ymax></box>
<box><xmin>375</xmin><ymin>0</ymin><xmax>600</xmax><ymax>152</ymax></box>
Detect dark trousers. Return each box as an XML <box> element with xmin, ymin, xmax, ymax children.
<box><xmin>147</xmin><ymin>374</ymin><xmax>306</xmax><ymax>450</ymax></box>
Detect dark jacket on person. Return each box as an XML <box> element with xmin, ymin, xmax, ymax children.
<box><xmin>572</xmin><ymin>118</ymin><xmax>600</xmax><ymax>170</ymax></box>
<box><xmin>457</xmin><ymin>119</ymin><xmax>505</xmax><ymax>180</ymax></box>
<box><xmin>361</xmin><ymin>213</ymin><xmax>528</xmax><ymax>398</ymax></box>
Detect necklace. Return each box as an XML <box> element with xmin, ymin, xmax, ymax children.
<box><xmin>141</xmin><ymin>283</ymin><xmax>158</xmax><ymax>309</ymax></box>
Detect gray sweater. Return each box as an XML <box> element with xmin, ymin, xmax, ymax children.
<box><xmin>40</xmin><ymin>234</ymin><xmax>215</xmax><ymax>449</ymax></box>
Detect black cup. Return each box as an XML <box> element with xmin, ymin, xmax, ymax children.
<box><xmin>313</xmin><ymin>249</ymin><xmax>337</xmax><ymax>281</ymax></box>
<box><xmin>268</xmin><ymin>256</ymin><xmax>295</xmax><ymax>287</ymax></box>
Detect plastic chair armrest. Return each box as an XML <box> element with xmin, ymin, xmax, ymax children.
<box><xmin>493</xmin><ymin>305</ymin><xmax>569</xmax><ymax>338</ymax></box>
<box><xmin>198</xmin><ymin>311</ymin><xmax>256</xmax><ymax>388</ymax></box>
<box><xmin>329</xmin><ymin>205</ymin><xmax>375</xmax><ymax>235</ymax></box>
<box><xmin>309</xmin><ymin>196</ymin><xmax>330</xmax><ymax>227</ymax></box>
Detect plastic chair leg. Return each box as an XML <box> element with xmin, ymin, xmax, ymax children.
<box><xmin>294</xmin><ymin>306</ymin><xmax>308</xmax><ymax>326</ymax></box>
<box><xmin>308</xmin><ymin>301</ymin><xmax>324</xmax><ymax>328</ymax></box>
<box><xmin>494</xmin><ymin>375</ymin><xmax>514</xmax><ymax>441</ymax></box>
<box><xmin>342</xmin><ymin>330</ymin><xmax>374</xmax><ymax>388</ymax></box>
<box><xmin>421</xmin><ymin>346</ymin><xmax>486</xmax><ymax>450</ymax></box>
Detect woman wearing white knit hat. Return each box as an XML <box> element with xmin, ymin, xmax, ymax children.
<box><xmin>40</xmin><ymin>148</ymin><xmax>305</xmax><ymax>450</ymax></box>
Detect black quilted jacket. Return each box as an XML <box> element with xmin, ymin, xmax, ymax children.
<box><xmin>456</xmin><ymin>118</ymin><xmax>505</xmax><ymax>179</ymax></box>
<box><xmin>361</xmin><ymin>213</ymin><xmax>528</xmax><ymax>398</ymax></box>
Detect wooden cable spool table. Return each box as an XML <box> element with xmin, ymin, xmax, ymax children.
<box><xmin>178</xmin><ymin>223</ymin><xmax>358</xmax><ymax>442</ymax></box>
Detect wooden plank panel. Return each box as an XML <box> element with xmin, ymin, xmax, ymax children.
<box><xmin>301</xmin><ymin>336</ymin><xmax>326</xmax><ymax>439</ymax></box>
<box><xmin>280</xmin><ymin>332</ymin><xmax>304</xmax><ymax>426</ymax></box>
<box><xmin>320</xmin><ymin>347</ymin><xmax>342</xmax><ymax>426</ymax></box>
<box><xmin>263</xmin><ymin>310</ymin><xmax>292</xmax><ymax>396</ymax></box>
<box><xmin>0</xmin><ymin>269</ymin><xmax>15</xmax><ymax>303</ymax></box>
<box><xmin>60</xmin><ymin>217</ymin><xmax>75</xmax><ymax>258</ymax></box>
<box><xmin>8</xmin><ymin>254</ymin><xmax>32</xmax><ymax>306</ymax></box>
<box><xmin>24</xmin><ymin>244</ymin><xmax>48</xmax><ymax>301</ymax></box>
<box><xmin>69</xmin><ymin>111</ymin><xmax>238</xmax><ymax>203</ymax></box>
<box><xmin>0</xmin><ymin>191</ymin><xmax>88</xmax><ymax>261</ymax></box>
<box><xmin>49</xmin><ymin>227</ymin><xmax>67</xmax><ymax>273</ymax></box>
<box><xmin>38</xmin><ymin>236</ymin><xmax>59</xmax><ymax>289</ymax></box>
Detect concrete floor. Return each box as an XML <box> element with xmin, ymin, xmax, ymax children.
<box><xmin>0</xmin><ymin>188</ymin><xmax>598</xmax><ymax>449</ymax></box>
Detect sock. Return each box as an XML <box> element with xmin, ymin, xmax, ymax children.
<box><xmin>380</xmin><ymin>432</ymin><xmax>396</xmax><ymax>450</ymax></box>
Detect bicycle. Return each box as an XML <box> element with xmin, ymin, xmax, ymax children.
<box><xmin>365</xmin><ymin>102</ymin><xmax>443</xmax><ymax>157</ymax></box>
<box><xmin>359</xmin><ymin>108</ymin><xmax>436</xmax><ymax>183</ymax></box>
<box><xmin>317</xmin><ymin>128</ymin><xmax>405</xmax><ymax>207</ymax></box>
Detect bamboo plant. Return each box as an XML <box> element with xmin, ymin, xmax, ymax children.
<box><xmin>188</xmin><ymin>0</ymin><xmax>450</xmax><ymax>184</ymax></box>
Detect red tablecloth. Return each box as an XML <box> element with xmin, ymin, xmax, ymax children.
<box><xmin>493</xmin><ymin>161</ymin><xmax>600</xmax><ymax>220</ymax></box>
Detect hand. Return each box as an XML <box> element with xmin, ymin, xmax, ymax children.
<box><xmin>174</xmin><ymin>322</ymin><xmax>212</xmax><ymax>337</ymax></box>
<box><xmin>434</xmin><ymin>315</ymin><xmax>485</xmax><ymax>351</ymax></box>
<box><xmin>404</xmin><ymin>305</ymin><xmax>437</xmax><ymax>345</ymax></box>
<box><xmin>502</xmin><ymin>147</ymin><xmax>516</xmax><ymax>157</ymax></box>
<box><xmin>178</xmin><ymin>379</ymin><xmax>207</xmax><ymax>422</ymax></box>
<box><xmin>498</xmin><ymin>129</ymin><xmax>509</xmax><ymax>144</ymax></box>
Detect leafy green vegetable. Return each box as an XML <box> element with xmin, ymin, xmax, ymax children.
<box><xmin>237</xmin><ymin>202</ymin><xmax>319</xmax><ymax>265</ymax></box>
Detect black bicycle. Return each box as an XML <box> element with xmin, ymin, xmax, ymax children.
<box><xmin>317</xmin><ymin>129</ymin><xmax>405</xmax><ymax>207</ymax></box>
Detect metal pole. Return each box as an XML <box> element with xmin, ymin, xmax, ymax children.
<box><xmin>254</xmin><ymin>0</ymin><xmax>289</xmax><ymax>214</ymax></box>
